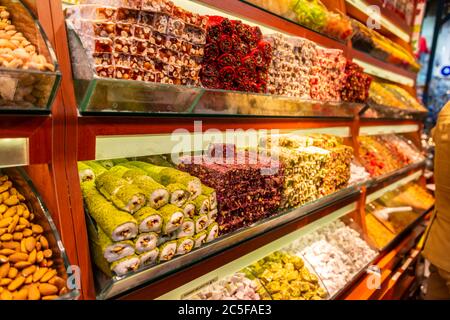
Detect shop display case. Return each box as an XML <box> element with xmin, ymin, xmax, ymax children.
<box><xmin>0</xmin><ymin>168</ymin><xmax>80</xmax><ymax>300</ymax></box>
<box><xmin>10</xmin><ymin>0</ymin><xmax>427</xmax><ymax>301</ymax></box>
<box><xmin>0</xmin><ymin>0</ymin><xmax>61</xmax><ymax>112</ymax></box>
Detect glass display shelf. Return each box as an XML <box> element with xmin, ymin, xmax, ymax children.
<box><xmin>67</xmin><ymin>25</ymin><xmax>364</xmax><ymax>118</ymax></box>
<box><xmin>1</xmin><ymin>167</ymin><xmax>80</xmax><ymax>300</ymax></box>
<box><xmin>239</xmin><ymin>0</ymin><xmax>352</xmax><ymax>44</ymax></box>
<box><xmin>0</xmin><ymin>138</ymin><xmax>28</xmax><ymax>169</ymax></box>
<box><xmin>0</xmin><ymin>0</ymin><xmax>61</xmax><ymax>112</ymax></box>
<box><xmin>159</xmin><ymin>202</ymin><xmax>378</xmax><ymax>300</ymax></box>
<box><xmin>369</xmin><ymin>161</ymin><xmax>426</xmax><ymax>188</ymax></box>
<box><xmin>89</xmin><ymin>184</ymin><xmax>360</xmax><ymax>299</ymax></box>
<box><xmin>360</xmin><ymin>101</ymin><xmax>428</xmax><ymax>121</ymax></box>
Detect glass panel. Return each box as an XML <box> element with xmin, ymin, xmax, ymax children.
<box><xmin>365</xmin><ymin>180</ymin><xmax>434</xmax><ymax>251</ymax></box>
<box><xmin>193</xmin><ymin>89</ymin><xmax>363</xmax><ymax>118</ymax></box>
<box><xmin>361</xmin><ymin>102</ymin><xmax>427</xmax><ymax>120</ymax></box>
<box><xmin>0</xmin><ymin>138</ymin><xmax>28</xmax><ymax>168</ymax></box>
<box><xmin>1</xmin><ymin>167</ymin><xmax>80</xmax><ymax>300</ymax></box>
<box><xmin>67</xmin><ymin>23</ymin><xmax>364</xmax><ymax>117</ymax></box>
<box><xmin>0</xmin><ymin>0</ymin><xmax>61</xmax><ymax>111</ymax></box>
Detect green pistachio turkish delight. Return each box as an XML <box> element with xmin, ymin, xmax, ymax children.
<box><xmin>193</xmin><ymin>214</ymin><xmax>209</xmax><ymax>233</ymax></box>
<box><xmin>158</xmin><ymin>240</ymin><xmax>177</xmax><ymax>262</ymax></box>
<box><xmin>97</xmin><ymin>226</ymin><xmax>134</xmax><ymax>263</ymax></box>
<box><xmin>176</xmin><ymin>237</ymin><xmax>195</xmax><ymax>255</ymax></box>
<box><xmin>176</xmin><ymin>218</ymin><xmax>195</xmax><ymax>238</ymax></box>
<box><xmin>205</xmin><ymin>222</ymin><xmax>219</xmax><ymax>243</ymax></box>
<box><xmin>84</xmin><ymin>161</ymin><xmax>107</xmax><ymax>176</ymax></box>
<box><xmin>201</xmin><ymin>185</ymin><xmax>217</xmax><ymax>210</ymax></box>
<box><xmin>193</xmin><ymin>195</ymin><xmax>210</xmax><ymax>215</ymax></box>
<box><xmin>138</xmin><ymin>248</ymin><xmax>159</xmax><ymax>268</ymax></box>
<box><xmin>78</xmin><ymin>162</ymin><xmax>95</xmax><ymax>183</ymax></box>
<box><xmin>182</xmin><ymin>201</ymin><xmax>196</xmax><ymax>218</ymax></box>
<box><xmin>159</xmin><ymin>204</ymin><xmax>185</xmax><ymax>235</ymax></box>
<box><xmin>132</xmin><ymin>175</ymin><xmax>169</xmax><ymax>209</ymax></box>
<box><xmin>134</xmin><ymin>232</ymin><xmax>158</xmax><ymax>254</ymax></box>
<box><xmin>193</xmin><ymin>230</ymin><xmax>207</xmax><ymax>248</ymax></box>
<box><xmin>83</xmin><ymin>184</ymin><xmax>138</xmax><ymax>241</ymax></box>
<box><xmin>133</xmin><ymin>207</ymin><xmax>163</xmax><ymax>233</ymax></box>
<box><xmin>166</xmin><ymin>183</ymin><xmax>190</xmax><ymax>207</ymax></box>
<box><xmin>111</xmin><ymin>254</ymin><xmax>140</xmax><ymax>276</ymax></box>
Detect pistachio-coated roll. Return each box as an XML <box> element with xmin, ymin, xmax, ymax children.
<box><xmin>158</xmin><ymin>240</ymin><xmax>177</xmax><ymax>262</ymax></box>
<box><xmin>205</xmin><ymin>222</ymin><xmax>219</xmax><ymax>243</ymax></box>
<box><xmin>159</xmin><ymin>204</ymin><xmax>185</xmax><ymax>235</ymax></box>
<box><xmin>96</xmin><ymin>172</ymin><xmax>146</xmax><ymax>213</ymax></box>
<box><xmin>83</xmin><ymin>184</ymin><xmax>138</xmax><ymax>241</ymax></box>
<box><xmin>111</xmin><ymin>255</ymin><xmax>140</xmax><ymax>276</ymax></box>
<box><xmin>208</xmin><ymin>209</ymin><xmax>218</xmax><ymax>223</ymax></box>
<box><xmin>167</xmin><ymin>183</ymin><xmax>190</xmax><ymax>207</ymax></box>
<box><xmin>193</xmin><ymin>195</ymin><xmax>210</xmax><ymax>215</ymax></box>
<box><xmin>121</xmin><ymin>168</ymin><xmax>147</xmax><ymax>182</ymax></box>
<box><xmin>183</xmin><ymin>201</ymin><xmax>196</xmax><ymax>219</ymax></box>
<box><xmin>176</xmin><ymin>237</ymin><xmax>194</xmax><ymax>255</ymax></box>
<box><xmin>193</xmin><ymin>214</ymin><xmax>209</xmax><ymax>233</ymax></box>
<box><xmin>139</xmin><ymin>248</ymin><xmax>159</xmax><ymax>268</ymax></box>
<box><xmin>98</xmin><ymin>227</ymin><xmax>135</xmax><ymax>263</ymax></box>
<box><xmin>133</xmin><ymin>207</ymin><xmax>163</xmax><ymax>233</ymax></box>
<box><xmin>78</xmin><ymin>162</ymin><xmax>95</xmax><ymax>183</ymax></box>
<box><xmin>98</xmin><ymin>160</ymin><xmax>115</xmax><ymax>169</ymax></box>
<box><xmin>201</xmin><ymin>185</ymin><xmax>217</xmax><ymax>210</ymax></box>
<box><xmin>132</xmin><ymin>175</ymin><xmax>169</xmax><ymax>209</ymax></box>
<box><xmin>108</xmin><ymin>165</ymin><xmax>132</xmax><ymax>178</ymax></box>
<box><xmin>193</xmin><ymin>231</ymin><xmax>207</xmax><ymax>248</ymax></box>
<box><xmin>112</xmin><ymin>158</ymin><xmax>129</xmax><ymax>165</ymax></box>
<box><xmin>134</xmin><ymin>232</ymin><xmax>158</xmax><ymax>254</ymax></box>
<box><xmin>84</xmin><ymin>161</ymin><xmax>107</xmax><ymax>176</ymax></box>
<box><xmin>176</xmin><ymin>218</ymin><xmax>195</xmax><ymax>238</ymax></box>
<box><xmin>127</xmin><ymin>161</ymin><xmax>166</xmax><ymax>177</ymax></box>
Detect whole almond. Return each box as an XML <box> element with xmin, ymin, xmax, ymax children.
<box><xmin>0</xmin><ymin>249</ymin><xmax>15</xmax><ymax>256</ymax></box>
<box><xmin>28</xmin><ymin>284</ymin><xmax>40</xmax><ymax>300</ymax></box>
<box><xmin>1</xmin><ymin>241</ymin><xmax>20</xmax><ymax>250</ymax></box>
<box><xmin>23</xmin><ymin>228</ymin><xmax>32</xmax><ymax>237</ymax></box>
<box><xmin>9</xmin><ymin>252</ymin><xmax>28</xmax><ymax>263</ymax></box>
<box><xmin>24</xmin><ymin>237</ymin><xmax>36</xmax><ymax>252</ymax></box>
<box><xmin>47</xmin><ymin>260</ymin><xmax>54</xmax><ymax>268</ymax></box>
<box><xmin>7</xmin><ymin>215</ymin><xmax>19</xmax><ymax>233</ymax></box>
<box><xmin>0</xmin><ymin>278</ymin><xmax>12</xmax><ymax>286</ymax></box>
<box><xmin>22</xmin><ymin>265</ymin><xmax>36</xmax><ymax>277</ymax></box>
<box><xmin>40</xmin><ymin>269</ymin><xmax>56</xmax><ymax>283</ymax></box>
<box><xmin>0</xmin><ymin>290</ymin><xmax>12</xmax><ymax>300</ymax></box>
<box><xmin>0</xmin><ymin>228</ymin><xmax>6</xmax><ymax>236</ymax></box>
<box><xmin>32</xmin><ymin>267</ymin><xmax>47</xmax><ymax>282</ymax></box>
<box><xmin>31</xmin><ymin>224</ymin><xmax>43</xmax><ymax>234</ymax></box>
<box><xmin>39</xmin><ymin>236</ymin><xmax>49</xmax><ymax>249</ymax></box>
<box><xmin>0</xmin><ymin>233</ymin><xmax>13</xmax><ymax>241</ymax></box>
<box><xmin>20</xmin><ymin>239</ymin><xmax>27</xmax><ymax>253</ymax></box>
<box><xmin>39</xmin><ymin>283</ymin><xmax>58</xmax><ymax>296</ymax></box>
<box><xmin>42</xmin><ymin>295</ymin><xmax>58</xmax><ymax>300</ymax></box>
<box><xmin>19</xmin><ymin>218</ymin><xmax>28</xmax><ymax>227</ymax></box>
<box><xmin>0</xmin><ymin>262</ymin><xmax>10</xmax><ymax>278</ymax></box>
<box><xmin>14</xmin><ymin>261</ymin><xmax>31</xmax><ymax>269</ymax></box>
<box><xmin>14</xmin><ymin>225</ymin><xmax>26</xmax><ymax>232</ymax></box>
<box><xmin>36</xmin><ymin>251</ymin><xmax>44</xmax><ymax>263</ymax></box>
<box><xmin>43</xmin><ymin>249</ymin><xmax>52</xmax><ymax>259</ymax></box>
<box><xmin>49</xmin><ymin>276</ymin><xmax>65</xmax><ymax>290</ymax></box>
<box><xmin>7</xmin><ymin>267</ymin><xmax>18</xmax><ymax>278</ymax></box>
<box><xmin>7</xmin><ymin>275</ymin><xmax>25</xmax><ymax>291</ymax></box>
<box><xmin>28</xmin><ymin>249</ymin><xmax>36</xmax><ymax>264</ymax></box>
<box><xmin>0</xmin><ymin>217</ymin><xmax>12</xmax><ymax>228</ymax></box>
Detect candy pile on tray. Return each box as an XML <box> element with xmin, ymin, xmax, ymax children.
<box><xmin>200</xmin><ymin>16</ymin><xmax>271</xmax><ymax>93</ymax></box>
<box><xmin>378</xmin><ymin>134</ymin><xmax>423</xmax><ymax>165</ymax></box>
<box><xmin>357</xmin><ymin>136</ymin><xmax>404</xmax><ymax>177</ymax></box>
<box><xmin>287</xmin><ymin>219</ymin><xmax>377</xmax><ymax>296</ymax></box>
<box><xmin>178</xmin><ymin>144</ymin><xmax>283</xmax><ymax>234</ymax></box>
<box><xmin>260</xmin><ymin>134</ymin><xmax>352</xmax><ymax>208</ymax></box>
<box><xmin>340</xmin><ymin>61</ymin><xmax>372</xmax><ymax>103</ymax></box>
<box><xmin>310</xmin><ymin>48</ymin><xmax>346</xmax><ymax>101</ymax></box>
<box><xmin>245</xmin><ymin>251</ymin><xmax>328</xmax><ymax>300</ymax></box>
<box><xmin>78</xmin><ymin>159</ymin><xmax>218</xmax><ymax>277</ymax></box>
<box><xmin>380</xmin><ymin>182</ymin><xmax>434</xmax><ymax>211</ymax></box>
<box><xmin>348</xmin><ymin>161</ymin><xmax>370</xmax><ymax>185</ymax></box>
<box><xmin>186</xmin><ymin>272</ymin><xmax>269</xmax><ymax>300</ymax></box>
<box><xmin>67</xmin><ymin>0</ymin><xmax>207</xmax><ymax>85</ymax></box>
<box><xmin>264</xmin><ymin>33</ymin><xmax>315</xmax><ymax>98</ymax></box>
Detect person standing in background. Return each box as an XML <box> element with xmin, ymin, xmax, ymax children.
<box><xmin>422</xmin><ymin>100</ymin><xmax>450</xmax><ymax>299</ymax></box>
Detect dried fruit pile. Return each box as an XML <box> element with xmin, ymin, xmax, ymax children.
<box><xmin>200</xmin><ymin>16</ymin><xmax>271</xmax><ymax>93</ymax></box>
<box><xmin>0</xmin><ymin>175</ymin><xmax>69</xmax><ymax>300</ymax></box>
<box><xmin>67</xmin><ymin>0</ymin><xmax>207</xmax><ymax>85</ymax></box>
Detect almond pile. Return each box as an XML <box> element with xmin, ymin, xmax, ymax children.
<box><xmin>0</xmin><ymin>175</ymin><xmax>69</xmax><ymax>300</ymax></box>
